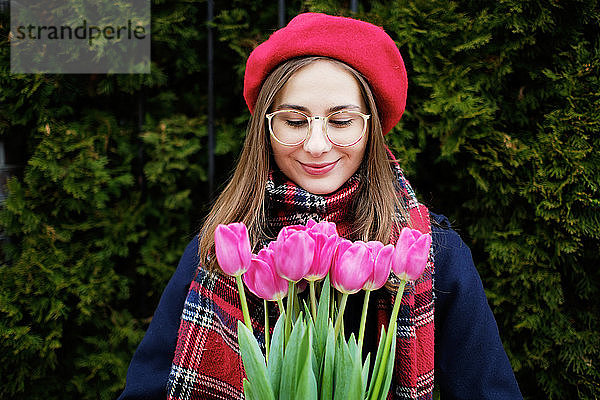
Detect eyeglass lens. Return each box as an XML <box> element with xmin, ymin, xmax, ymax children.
<box><xmin>270</xmin><ymin>110</ymin><xmax>365</xmax><ymax>146</ymax></box>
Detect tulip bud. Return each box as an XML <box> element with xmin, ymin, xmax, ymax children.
<box><xmin>305</xmin><ymin>220</ymin><xmax>340</xmax><ymax>281</ymax></box>
<box><xmin>392</xmin><ymin>227</ymin><xmax>431</xmax><ymax>281</ymax></box>
<box><xmin>214</xmin><ymin>222</ymin><xmax>252</xmax><ymax>276</ymax></box>
<box><xmin>306</xmin><ymin>218</ymin><xmax>338</xmax><ymax>236</ymax></box>
<box><xmin>330</xmin><ymin>239</ymin><xmax>371</xmax><ymax>294</ymax></box>
<box><xmin>363</xmin><ymin>242</ymin><xmax>394</xmax><ymax>291</ymax></box>
<box><xmin>243</xmin><ymin>248</ymin><xmax>288</xmax><ymax>301</ymax></box>
<box><xmin>272</xmin><ymin>229</ymin><xmax>315</xmax><ymax>282</ymax></box>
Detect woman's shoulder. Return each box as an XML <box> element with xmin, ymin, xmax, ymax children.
<box><xmin>428</xmin><ymin>212</ymin><xmax>524</xmax><ymax>399</ymax></box>
<box><xmin>428</xmin><ymin>211</ymin><xmax>480</xmax><ymax>290</ymax></box>
<box><xmin>181</xmin><ymin>235</ymin><xmax>200</xmax><ymax>264</ymax></box>
<box><xmin>429</xmin><ymin>211</ymin><xmax>470</xmax><ymax>255</ymax></box>
<box><xmin>172</xmin><ymin>235</ymin><xmax>222</xmax><ymax>288</ymax></box>
<box><xmin>176</xmin><ymin>237</ymin><xmax>238</xmax><ymax>298</ymax></box>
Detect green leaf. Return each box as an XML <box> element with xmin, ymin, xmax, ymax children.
<box><xmin>347</xmin><ymin>334</ymin><xmax>360</xmax><ymax>364</ymax></box>
<box><xmin>334</xmin><ymin>338</ymin><xmax>350</xmax><ymax>400</ymax></box>
<box><xmin>367</xmin><ymin>326</ymin><xmax>388</xmax><ymax>399</ymax></box>
<box><xmin>243</xmin><ymin>378</ymin><xmax>259</xmax><ymax>400</ymax></box>
<box><xmin>303</xmin><ymin>303</ymin><xmax>321</xmax><ymax>386</ymax></box>
<box><xmin>267</xmin><ymin>312</ymin><xmax>286</xmax><ymax>399</ymax></box>
<box><xmin>237</xmin><ymin>321</ymin><xmax>275</xmax><ymax>400</ymax></box>
<box><xmin>279</xmin><ymin>313</ymin><xmax>305</xmax><ymax>400</ymax></box>
<box><xmin>319</xmin><ymin>322</ymin><xmax>335</xmax><ymax>400</ymax></box>
<box><xmin>378</xmin><ymin>330</ymin><xmax>397</xmax><ymax>400</ymax></box>
<box><xmin>347</xmin><ymin>335</ymin><xmax>364</xmax><ymax>400</ymax></box>
<box><xmin>295</xmin><ymin>326</ymin><xmax>318</xmax><ymax>400</ymax></box>
<box><xmin>314</xmin><ymin>276</ymin><xmax>331</xmax><ymax>383</ymax></box>
<box><xmin>362</xmin><ymin>353</ymin><xmax>371</xmax><ymax>396</ymax></box>
<box><xmin>333</xmin><ymin>334</ymin><xmax>363</xmax><ymax>400</ymax></box>
<box><xmin>295</xmin><ymin>315</ymin><xmax>312</xmax><ymax>388</ymax></box>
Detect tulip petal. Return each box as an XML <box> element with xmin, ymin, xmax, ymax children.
<box><xmin>230</xmin><ymin>222</ymin><xmax>252</xmax><ymax>266</ymax></box>
<box><xmin>404</xmin><ymin>234</ymin><xmax>431</xmax><ymax>280</ymax></box>
<box><xmin>392</xmin><ymin>227</ymin><xmax>431</xmax><ymax>281</ymax></box>
<box><xmin>306</xmin><ymin>233</ymin><xmax>338</xmax><ymax>280</ymax></box>
<box><xmin>365</xmin><ymin>241</ymin><xmax>384</xmax><ymax>254</ymax></box>
<box><xmin>391</xmin><ymin>242</ymin><xmax>408</xmax><ymax>277</ymax></box>
<box><xmin>308</xmin><ymin>220</ymin><xmax>338</xmax><ymax>236</ymax></box>
<box><xmin>330</xmin><ymin>239</ymin><xmax>351</xmax><ymax>288</ymax></box>
<box><xmin>243</xmin><ymin>258</ymin><xmax>272</xmax><ymax>299</ymax></box>
<box><xmin>243</xmin><ymin>258</ymin><xmax>288</xmax><ymax>301</ymax></box>
<box><xmin>273</xmin><ymin>231</ymin><xmax>315</xmax><ymax>282</ymax></box>
<box><xmin>367</xmin><ymin>244</ymin><xmax>394</xmax><ymax>290</ymax></box>
<box><xmin>215</xmin><ymin>224</ymin><xmax>248</xmax><ymax>276</ymax></box>
<box><xmin>331</xmin><ymin>241</ymin><xmax>370</xmax><ymax>294</ymax></box>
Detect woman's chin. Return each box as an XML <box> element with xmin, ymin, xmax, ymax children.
<box><xmin>293</xmin><ymin>174</ymin><xmax>345</xmax><ymax>195</ymax></box>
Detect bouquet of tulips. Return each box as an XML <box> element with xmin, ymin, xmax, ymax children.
<box><xmin>214</xmin><ymin>219</ymin><xmax>431</xmax><ymax>400</ymax></box>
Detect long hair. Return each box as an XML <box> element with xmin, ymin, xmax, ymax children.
<box><xmin>198</xmin><ymin>56</ymin><xmax>411</xmax><ymax>272</ymax></box>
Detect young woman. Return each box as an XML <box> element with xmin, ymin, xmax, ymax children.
<box><xmin>119</xmin><ymin>13</ymin><xmax>522</xmax><ymax>400</ymax></box>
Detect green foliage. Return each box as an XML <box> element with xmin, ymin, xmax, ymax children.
<box><xmin>1</xmin><ymin>0</ymin><xmax>598</xmax><ymax>399</ymax></box>
<box><xmin>0</xmin><ymin>112</ymin><xmax>139</xmax><ymax>398</ymax></box>
<box><xmin>0</xmin><ymin>1</ymin><xmax>211</xmax><ymax>397</ymax></box>
<box><xmin>360</xmin><ymin>1</ymin><xmax>600</xmax><ymax>398</ymax></box>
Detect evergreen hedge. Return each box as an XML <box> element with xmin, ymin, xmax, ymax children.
<box><xmin>0</xmin><ymin>1</ymin><xmax>598</xmax><ymax>399</ymax></box>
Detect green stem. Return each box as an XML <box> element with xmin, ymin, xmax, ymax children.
<box><xmin>333</xmin><ymin>293</ymin><xmax>349</xmax><ymax>339</ymax></box>
<box><xmin>284</xmin><ymin>281</ymin><xmax>296</xmax><ymax>349</ymax></box>
<box><xmin>370</xmin><ymin>280</ymin><xmax>406</xmax><ymax>400</ymax></box>
<box><xmin>236</xmin><ymin>275</ymin><xmax>252</xmax><ymax>332</ymax></box>
<box><xmin>277</xmin><ymin>298</ymin><xmax>285</xmax><ymax>316</ymax></box>
<box><xmin>330</xmin><ymin>288</ymin><xmax>335</xmax><ymax>321</ymax></box>
<box><xmin>309</xmin><ymin>281</ymin><xmax>318</xmax><ymax>321</ymax></box>
<box><xmin>293</xmin><ymin>285</ymin><xmax>300</xmax><ymax>317</ymax></box>
<box><xmin>358</xmin><ymin>289</ymin><xmax>372</xmax><ymax>354</ymax></box>
<box><xmin>264</xmin><ymin>300</ymin><xmax>270</xmax><ymax>362</ymax></box>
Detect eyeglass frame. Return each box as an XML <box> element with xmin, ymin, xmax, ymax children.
<box><xmin>265</xmin><ymin>109</ymin><xmax>371</xmax><ymax>147</ymax></box>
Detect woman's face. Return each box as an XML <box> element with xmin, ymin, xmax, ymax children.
<box><xmin>270</xmin><ymin>60</ymin><xmax>369</xmax><ymax>195</ymax></box>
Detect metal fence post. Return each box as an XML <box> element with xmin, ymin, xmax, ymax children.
<box><xmin>207</xmin><ymin>0</ymin><xmax>215</xmax><ymax>200</ymax></box>
<box><xmin>278</xmin><ymin>0</ymin><xmax>285</xmax><ymax>28</ymax></box>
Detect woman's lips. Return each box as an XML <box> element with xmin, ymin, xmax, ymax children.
<box><xmin>299</xmin><ymin>160</ymin><xmax>338</xmax><ymax>175</ymax></box>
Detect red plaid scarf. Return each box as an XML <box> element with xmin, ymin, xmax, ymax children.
<box><xmin>166</xmin><ymin>149</ymin><xmax>434</xmax><ymax>399</ymax></box>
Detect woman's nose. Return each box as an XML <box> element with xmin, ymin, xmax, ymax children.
<box><xmin>303</xmin><ymin>118</ymin><xmax>332</xmax><ymax>156</ymax></box>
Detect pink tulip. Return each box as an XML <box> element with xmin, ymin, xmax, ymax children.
<box><xmin>330</xmin><ymin>239</ymin><xmax>371</xmax><ymax>294</ymax></box>
<box><xmin>305</xmin><ymin>220</ymin><xmax>339</xmax><ymax>281</ymax></box>
<box><xmin>306</xmin><ymin>218</ymin><xmax>338</xmax><ymax>236</ymax></box>
<box><xmin>272</xmin><ymin>227</ymin><xmax>315</xmax><ymax>282</ymax></box>
<box><xmin>214</xmin><ymin>222</ymin><xmax>252</xmax><ymax>276</ymax></box>
<box><xmin>392</xmin><ymin>227</ymin><xmax>432</xmax><ymax>281</ymax></box>
<box><xmin>243</xmin><ymin>248</ymin><xmax>288</xmax><ymax>301</ymax></box>
<box><xmin>363</xmin><ymin>242</ymin><xmax>394</xmax><ymax>291</ymax></box>
<box><xmin>277</xmin><ymin>224</ymin><xmax>308</xmax><ymax>238</ymax></box>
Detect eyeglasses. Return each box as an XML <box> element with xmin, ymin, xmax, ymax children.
<box><xmin>266</xmin><ymin>109</ymin><xmax>371</xmax><ymax>147</ymax></box>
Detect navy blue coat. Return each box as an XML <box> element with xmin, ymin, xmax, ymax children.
<box><xmin>118</xmin><ymin>213</ymin><xmax>522</xmax><ymax>399</ymax></box>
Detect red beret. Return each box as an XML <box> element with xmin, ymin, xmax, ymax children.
<box><xmin>243</xmin><ymin>12</ymin><xmax>407</xmax><ymax>135</ymax></box>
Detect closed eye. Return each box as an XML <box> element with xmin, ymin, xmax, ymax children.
<box><xmin>328</xmin><ymin>118</ymin><xmax>354</xmax><ymax>128</ymax></box>
<box><xmin>285</xmin><ymin>119</ymin><xmax>308</xmax><ymax>128</ymax></box>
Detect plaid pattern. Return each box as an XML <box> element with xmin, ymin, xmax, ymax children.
<box><xmin>264</xmin><ymin>168</ymin><xmax>360</xmax><ymax>240</ymax></box>
<box><xmin>167</xmin><ymin>148</ymin><xmax>434</xmax><ymax>399</ymax></box>
<box><xmin>381</xmin><ymin>244</ymin><xmax>435</xmax><ymax>400</ymax></box>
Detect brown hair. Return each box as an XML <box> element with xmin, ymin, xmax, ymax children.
<box><xmin>198</xmin><ymin>56</ymin><xmax>411</xmax><ymax>272</ymax></box>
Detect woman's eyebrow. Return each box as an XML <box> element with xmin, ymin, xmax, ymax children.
<box><xmin>328</xmin><ymin>104</ymin><xmax>360</xmax><ymax>113</ymax></box>
<box><xmin>275</xmin><ymin>104</ymin><xmax>310</xmax><ymax>112</ymax></box>
<box><xmin>274</xmin><ymin>104</ymin><xmax>361</xmax><ymax>113</ymax></box>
